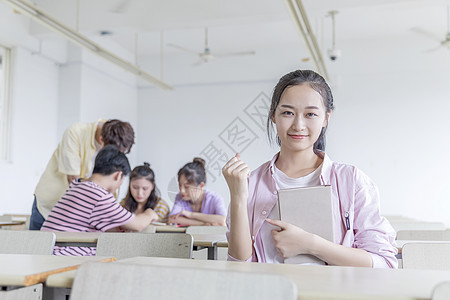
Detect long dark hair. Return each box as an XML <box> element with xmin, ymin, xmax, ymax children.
<box><xmin>177</xmin><ymin>157</ymin><xmax>206</xmax><ymax>185</ymax></box>
<box><xmin>122</xmin><ymin>162</ymin><xmax>160</xmax><ymax>213</ymax></box>
<box><xmin>267</xmin><ymin>70</ymin><xmax>334</xmax><ymax>151</ymax></box>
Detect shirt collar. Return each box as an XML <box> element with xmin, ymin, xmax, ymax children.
<box><xmin>267</xmin><ymin>150</ymin><xmax>333</xmax><ymax>185</ymax></box>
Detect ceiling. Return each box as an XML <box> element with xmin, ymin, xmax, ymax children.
<box><xmin>21</xmin><ymin>0</ymin><xmax>450</xmax><ymax>85</ymax></box>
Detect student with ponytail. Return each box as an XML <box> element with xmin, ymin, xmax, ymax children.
<box><xmin>169</xmin><ymin>158</ymin><xmax>226</xmax><ymax>226</ymax></box>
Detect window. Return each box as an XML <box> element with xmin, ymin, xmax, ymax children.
<box><xmin>0</xmin><ymin>45</ymin><xmax>11</xmax><ymax>162</ymax></box>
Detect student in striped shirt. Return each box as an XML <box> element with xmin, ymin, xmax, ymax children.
<box><xmin>41</xmin><ymin>145</ymin><xmax>156</xmax><ymax>256</ymax></box>
<box><xmin>121</xmin><ymin>163</ymin><xmax>170</xmax><ymax>224</ymax></box>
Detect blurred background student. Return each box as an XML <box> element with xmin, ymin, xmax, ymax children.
<box><xmin>169</xmin><ymin>157</ymin><xmax>226</xmax><ymax>226</ymax></box>
<box><xmin>30</xmin><ymin>119</ymin><xmax>135</xmax><ymax>230</ymax></box>
<box><xmin>121</xmin><ymin>163</ymin><xmax>170</xmax><ymax>224</ymax></box>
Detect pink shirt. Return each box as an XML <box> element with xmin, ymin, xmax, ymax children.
<box><xmin>226</xmin><ymin>152</ymin><xmax>398</xmax><ymax>268</ymax></box>
<box><xmin>169</xmin><ymin>190</ymin><xmax>226</xmax><ymax>217</ymax></box>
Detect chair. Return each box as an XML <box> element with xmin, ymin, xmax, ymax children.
<box><xmin>0</xmin><ymin>284</ymin><xmax>42</xmax><ymax>300</ymax></box>
<box><xmin>70</xmin><ymin>262</ymin><xmax>297</xmax><ymax>300</ymax></box>
<box><xmin>185</xmin><ymin>225</ymin><xmax>228</xmax><ymax>234</ymax></box>
<box><xmin>402</xmin><ymin>242</ymin><xmax>450</xmax><ymax>270</ymax></box>
<box><xmin>432</xmin><ymin>281</ymin><xmax>450</xmax><ymax>300</ymax></box>
<box><xmin>96</xmin><ymin>233</ymin><xmax>193</xmax><ymax>259</ymax></box>
<box><xmin>0</xmin><ymin>230</ymin><xmax>55</xmax><ymax>255</ymax></box>
<box><xmin>396</xmin><ymin>230</ymin><xmax>450</xmax><ymax>241</ymax></box>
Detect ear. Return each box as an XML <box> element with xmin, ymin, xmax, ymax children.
<box><xmin>271</xmin><ymin>113</ymin><xmax>276</xmax><ymax>124</ymax></box>
<box><xmin>199</xmin><ymin>182</ymin><xmax>205</xmax><ymax>189</ymax></box>
<box><xmin>113</xmin><ymin>171</ymin><xmax>123</xmax><ymax>181</ymax></box>
<box><xmin>323</xmin><ymin>112</ymin><xmax>331</xmax><ymax>127</ymax></box>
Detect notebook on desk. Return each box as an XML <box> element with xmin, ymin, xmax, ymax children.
<box><xmin>277</xmin><ymin>185</ymin><xmax>334</xmax><ymax>264</ymax></box>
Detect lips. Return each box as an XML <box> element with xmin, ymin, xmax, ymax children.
<box><xmin>288</xmin><ymin>134</ymin><xmax>308</xmax><ymax>139</ymax></box>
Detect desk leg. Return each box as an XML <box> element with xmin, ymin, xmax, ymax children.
<box><xmin>207</xmin><ymin>246</ymin><xmax>217</xmax><ymax>260</ymax></box>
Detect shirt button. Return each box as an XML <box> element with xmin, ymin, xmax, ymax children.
<box><xmin>262</xmin><ymin>211</ymin><xmax>267</xmax><ymax>215</ymax></box>
<box><xmin>252</xmin><ymin>236</ymin><xmax>255</xmax><ymax>241</ymax></box>
<box><xmin>273</xmin><ymin>191</ymin><xmax>277</xmax><ymax>195</ymax></box>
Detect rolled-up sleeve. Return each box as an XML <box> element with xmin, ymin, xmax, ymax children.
<box><xmin>352</xmin><ymin>169</ymin><xmax>398</xmax><ymax>269</ymax></box>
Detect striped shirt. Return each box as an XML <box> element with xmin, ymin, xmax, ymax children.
<box><xmin>41</xmin><ymin>179</ymin><xmax>134</xmax><ymax>256</ymax></box>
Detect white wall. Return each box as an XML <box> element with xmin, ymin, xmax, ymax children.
<box><xmin>138</xmin><ymin>81</ymin><xmax>278</xmax><ymax>206</ymax></box>
<box><xmin>0</xmin><ymin>47</ymin><xmax>60</xmax><ymax>215</ymax></box>
<box><xmin>0</xmin><ymin>5</ymin><xmax>139</xmax><ymax>215</ymax></box>
<box><xmin>137</xmin><ymin>36</ymin><xmax>450</xmax><ymax>227</ymax></box>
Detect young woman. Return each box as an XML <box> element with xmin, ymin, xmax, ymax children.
<box><xmin>122</xmin><ymin>163</ymin><xmax>170</xmax><ymax>224</ymax></box>
<box><xmin>222</xmin><ymin>70</ymin><xmax>397</xmax><ymax>268</ymax></box>
<box><xmin>168</xmin><ymin>158</ymin><xmax>226</xmax><ymax>226</ymax></box>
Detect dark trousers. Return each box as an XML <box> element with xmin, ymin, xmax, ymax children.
<box><xmin>29</xmin><ymin>197</ymin><xmax>45</xmax><ymax>230</ymax></box>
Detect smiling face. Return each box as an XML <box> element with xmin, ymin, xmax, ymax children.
<box><xmin>272</xmin><ymin>84</ymin><xmax>328</xmax><ymax>153</ymax></box>
<box><xmin>130</xmin><ymin>178</ymin><xmax>154</xmax><ymax>204</ymax></box>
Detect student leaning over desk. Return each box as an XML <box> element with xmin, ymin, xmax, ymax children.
<box><xmin>31</xmin><ymin>119</ymin><xmax>135</xmax><ymax>230</ymax></box>
<box><xmin>222</xmin><ymin>70</ymin><xmax>398</xmax><ymax>268</ymax></box>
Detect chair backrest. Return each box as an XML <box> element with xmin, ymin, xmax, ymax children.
<box><xmin>70</xmin><ymin>262</ymin><xmax>297</xmax><ymax>300</ymax></box>
<box><xmin>0</xmin><ymin>284</ymin><xmax>42</xmax><ymax>300</ymax></box>
<box><xmin>397</xmin><ymin>230</ymin><xmax>450</xmax><ymax>241</ymax></box>
<box><xmin>96</xmin><ymin>233</ymin><xmax>193</xmax><ymax>259</ymax></box>
<box><xmin>432</xmin><ymin>281</ymin><xmax>450</xmax><ymax>300</ymax></box>
<box><xmin>0</xmin><ymin>230</ymin><xmax>55</xmax><ymax>255</ymax></box>
<box><xmin>186</xmin><ymin>226</ymin><xmax>228</xmax><ymax>234</ymax></box>
<box><xmin>402</xmin><ymin>242</ymin><xmax>450</xmax><ymax>270</ymax></box>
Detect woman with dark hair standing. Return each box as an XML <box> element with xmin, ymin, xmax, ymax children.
<box><xmin>222</xmin><ymin>70</ymin><xmax>397</xmax><ymax>268</ymax></box>
<box><xmin>121</xmin><ymin>163</ymin><xmax>170</xmax><ymax>224</ymax></box>
<box><xmin>169</xmin><ymin>158</ymin><xmax>226</xmax><ymax>226</ymax></box>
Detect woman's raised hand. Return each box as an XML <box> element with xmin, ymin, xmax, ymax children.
<box><xmin>222</xmin><ymin>153</ymin><xmax>250</xmax><ymax>202</ymax></box>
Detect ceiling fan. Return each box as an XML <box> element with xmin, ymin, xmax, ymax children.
<box><xmin>168</xmin><ymin>28</ymin><xmax>256</xmax><ymax>65</ymax></box>
<box><xmin>411</xmin><ymin>5</ymin><xmax>450</xmax><ymax>52</ymax></box>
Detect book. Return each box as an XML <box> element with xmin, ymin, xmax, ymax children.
<box><xmin>277</xmin><ymin>185</ymin><xmax>334</xmax><ymax>264</ymax></box>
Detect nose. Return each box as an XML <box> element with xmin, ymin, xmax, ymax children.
<box><xmin>292</xmin><ymin>115</ymin><xmax>305</xmax><ymax>131</ymax></box>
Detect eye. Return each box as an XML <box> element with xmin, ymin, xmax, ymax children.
<box><xmin>306</xmin><ymin>112</ymin><xmax>318</xmax><ymax>118</ymax></box>
<box><xmin>281</xmin><ymin>111</ymin><xmax>294</xmax><ymax>116</ymax></box>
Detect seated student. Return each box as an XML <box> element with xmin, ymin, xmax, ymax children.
<box><xmin>121</xmin><ymin>163</ymin><xmax>170</xmax><ymax>224</ymax></box>
<box><xmin>41</xmin><ymin>145</ymin><xmax>155</xmax><ymax>256</ymax></box>
<box><xmin>168</xmin><ymin>158</ymin><xmax>226</xmax><ymax>226</ymax></box>
<box><xmin>222</xmin><ymin>70</ymin><xmax>397</xmax><ymax>268</ymax></box>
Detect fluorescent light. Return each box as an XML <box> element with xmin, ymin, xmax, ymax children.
<box><xmin>1</xmin><ymin>0</ymin><xmax>173</xmax><ymax>90</ymax></box>
<box><xmin>284</xmin><ymin>0</ymin><xmax>328</xmax><ymax>79</ymax></box>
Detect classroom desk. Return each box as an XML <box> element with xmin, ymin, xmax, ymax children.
<box><xmin>54</xmin><ymin>231</ymin><xmax>102</xmax><ymax>247</ymax></box>
<box><xmin>46</xmin><ymin>256</ymin><xmax>450</xmax><ymax>299</ymax></box>
<box><xmin>116</xmin><ymin>257</ymin><xmax>450</xmax><ymax>300</ymax></box>
<box><xmin>0</xmin><ymin>254</ymin><xmax>115</xmax><ymax>287</ymax></box>
<box><xmin>396</xmin><ymin>240</ymin><xmax>450</xmax><ymax>255</ymax></box>
<box><xmin>0</xmin><ymin>221</ymin><xmax>26</xmax><ymax>230</ymax></box>
<box><xmin>153</xmin><ymin>225</ymin><xmax>186</xmax><ymax>233</ymax></box>
<box><xmin>190</xmin><ymin>234</ymin><xmax>226</xmax><ymax>260</ymax></box>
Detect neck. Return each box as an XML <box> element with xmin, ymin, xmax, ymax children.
<box><xmin>88</xmin><ymin>173</ymin><xmax>112</xmax><ymax>192</ymax></box>
<box><xmin>136</xmin><ymin>202</ymin><xmax>145</xmax><ymax>212</ymax></box>
<box><xmin>275</xmin><ymin>147</ymin><xmax>322</xmax><ymax>178</ymax></box>
<box><xmin>190</xmin><ymin>189</ymin><xmax>205</xmax><ymax>206</ymax></box>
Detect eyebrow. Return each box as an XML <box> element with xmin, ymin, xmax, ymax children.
<box><xmin>279</xmin><ymin>104</ymin><xmax>320</xmax><ymax>110</ymax></box>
